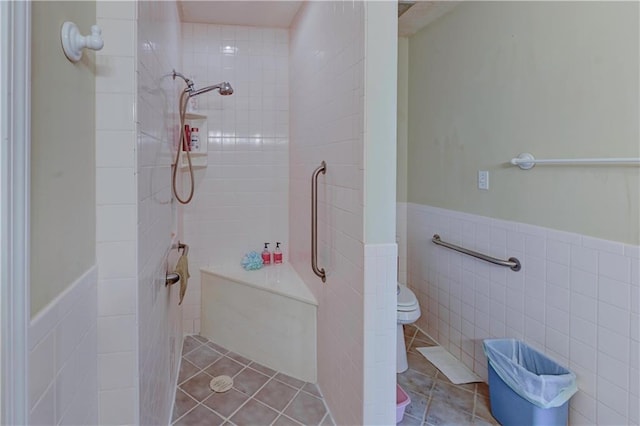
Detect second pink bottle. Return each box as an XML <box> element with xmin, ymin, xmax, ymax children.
<box><xmin>261</xmin><ymin>243</ymin><xmax>271</xmax><ymax>265</ymax></box>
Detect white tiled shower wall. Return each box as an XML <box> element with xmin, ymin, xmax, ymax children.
<box><xmin>137</xmin><ymin>2</ymin><xmax>182</xmax><ymax>425</ymax></box>
<box><xmin>95</xmin><ymin>2</ymin><xmax>138</xmax><ymax>424</ymax></box>
<box><xmin>290</xmin><ymin>2</ymin><xmax>367</xmax><ymax>424</ymax></box>
<box><xmin>403</xmin><ymin>202</ymin><xmax>639</xmax><ymax>425</ymax></box>
<box><xmin>180</xmin><ymin>23</ymin><xmax>289</xmax><ymax>334</ymax></box>
<box><xmin>95</xmin><ymin>1</ymin><xmax>183</xmax><ymax>424</ymax></box>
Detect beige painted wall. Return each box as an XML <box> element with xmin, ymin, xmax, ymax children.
<box><xmin>406</xmin><ymin>1</ymin><xmax>639</xmax><ymax>245</ymax></box>
<box><xmin>31</xmin><ymin>1</ymin><xmax>96</xmax><ymax>316</ymax></box>
<box><xmin>397</xmin><ymin>37</ymin><xmax>408</xmax><ymax>203</ymax></box>
<box><xmin>364</xmin><ymin>1</ymin><xmax>398</xmax><ymax>244</ymax></box>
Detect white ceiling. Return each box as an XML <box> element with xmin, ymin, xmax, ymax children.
<box><xmin>178</xmin><ymin>1</ymin><xmax>303</xmax><ymax>28</ymax></box>
<box><xmin>178</xmin><ymin>1</ymin><xmax>457</xmax><ymax>35</ymax></box>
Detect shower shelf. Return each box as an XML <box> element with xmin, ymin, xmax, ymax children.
<box><xmin>185</xmin><ymin>112</ymin><xmax>206</xmax><ymax>120</ymax></box>
<box><xmin>179</xmin><ymin>151</ymin><xmax>207</xmax><ymax>170</ymax></box>
<box><xmin>181</xmin><ymin>111</ymin><xmax>208</xmax><ymax>169</ymax></box>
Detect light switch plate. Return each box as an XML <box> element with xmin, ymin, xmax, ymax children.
<box><xmin>478</xmin><ymin>170</ymin><xmax>489</xmax><ymax>190</ymax></box>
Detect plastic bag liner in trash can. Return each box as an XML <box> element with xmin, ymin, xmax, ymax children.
<box><xmin>483</xmin><ymin>339</ymin><xmax>577</xmax><ymax>408</ymax></box>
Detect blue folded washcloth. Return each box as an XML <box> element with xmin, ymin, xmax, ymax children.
<box><xmin>241</xmin><ymin>251</ymin><xmax>263</xmax><ymax>270</ymax></box>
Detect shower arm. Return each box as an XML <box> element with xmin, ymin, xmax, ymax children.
<box><xmin>172</xmin><ymin>70</ymin><xmax>233</xmax><ymax>98</ymax></box>
<box><xmin>190</xmin><ymin>84</ymin><xmax>223</xmax><ymax>97</ymax></box>
<box><xmin>172</xmin><ymin>70</ymin><xmax>194</xmax><ymax>92</ymax></box>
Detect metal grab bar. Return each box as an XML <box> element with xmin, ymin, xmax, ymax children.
<box><xmin>432</xmin><ymin>234</ymin><xmax>521</xmax><ymax>271</ymax></box>
<box><xmin>311</xmin><ymin>161</ymin><xmax>327</xmax><ymax>283</ymax></box>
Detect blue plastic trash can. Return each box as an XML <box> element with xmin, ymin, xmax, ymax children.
<box><xmin>483</xmin><ymin>339</ymin><xmax>577</xmax><ymax>426</ymax></box>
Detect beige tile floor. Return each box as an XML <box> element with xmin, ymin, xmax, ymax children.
<box><xmin>397</xmin><ymin>325</ymin><xmax>499</xmax><ymax>426</ymax></box>
<box><xmin>173</xmin><ymin>328</ymin><xmax>498</xmax><ymax>425</ymax></box>
<box><xmin>172</xmin><ymin>335</ymin><xmax>335</xmax><ymax>426</ymax></box>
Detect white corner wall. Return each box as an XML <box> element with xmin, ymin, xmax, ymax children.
<box><xmin>362</xmin><ymin>2</ymin><xmax>398</xmax><ymax>425</ymax></box>
<box><xmin>289</xmin><ymin>2</ymin><xmax>366</xmax><ymax>423</ymax></box>
<box><xmin>95</xmin><ymin>1</ymin><xmax>183</xmax><ymax>424</ymax></box>
<box><xmin>290</xmin><ymin>2</ymin><xmax>399</xmax><ymax>424</ymax></box>
<box><xmin>137</xmin><ymin>2</ymin><xmax>183</xmax><ymax>424</ymax></box>
<box><xmin>95</xmin><ymin>1</ymin><xmax>138</xmax><ymax>423</ymax></box>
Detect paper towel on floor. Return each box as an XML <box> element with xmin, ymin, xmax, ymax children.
<box><xmin>416</xmin><ymin>346</ymin><xmax>482</xmax><ymax>385</ymax></box>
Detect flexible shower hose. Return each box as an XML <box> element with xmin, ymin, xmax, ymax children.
<box><xmin>172</xmin><ymin>89</ymin><xmax>195</xmax><ymax>204</ymax></box>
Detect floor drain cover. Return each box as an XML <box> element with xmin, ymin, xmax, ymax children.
<box><xmin>209</xmin><ymin>375</ymin><xmax>233</xmax><ymax>393</ymax></box>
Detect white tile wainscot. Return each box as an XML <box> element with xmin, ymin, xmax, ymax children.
<box><xmin>29</xmin><ymin>265</ymin><xmax>99</xmax><ymax>426</ymax></box>
<box><xmin>363</xmin><ymin>243</ymin><xmax>398</xmax><ymax>425</ymax></box>
<box><xmin>403</xmin><ymin>202</ymin><xmax>640</xmax><ymax>425</ymax></box>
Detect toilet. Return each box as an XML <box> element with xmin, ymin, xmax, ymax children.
<box><xmin>397</xmin><ymin>284</ymin><xmax>421</xmax><ymax>373</ymax></box>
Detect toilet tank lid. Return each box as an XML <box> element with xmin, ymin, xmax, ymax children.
<box><xmin>398</xmin><ymin>285</ymin><xmax>418</xmax><ymax>308</ymax></box>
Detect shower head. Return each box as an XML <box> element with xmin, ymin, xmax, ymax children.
<box><xmin>172</xmin><ymin>70</ymin><xmax>233</xmax><ymax>97</ymax></box>
<box><xmin>189</xmin><ymin>81</ymin><xmax>234</xmax><ymax>97</ymax></box>
<box><xmin>218</xmin><ymin>82</ymin><xmax>234</xmax><ymax>96</ymax></box>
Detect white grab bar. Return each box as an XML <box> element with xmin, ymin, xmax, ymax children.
<box><xmin>511</xmin><ymin>152</ymin><xmax>640</xmax><ymax>170</ymax></box>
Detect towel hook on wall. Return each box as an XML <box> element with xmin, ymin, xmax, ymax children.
<box><xmin>61</xmin><ymin>21</ymin><xmax>104</xmax><ymax>62</ymax></box>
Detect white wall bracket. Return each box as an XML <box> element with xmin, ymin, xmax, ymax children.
<box><xmin>60</xmin><ymin>21</ymin><xmax>104</xmax><ymax>62</ymax></box>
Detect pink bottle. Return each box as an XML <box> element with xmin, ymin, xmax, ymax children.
<box><xmin>273</xmin><ymin>242</ymin><xmax>283</xmax><ymax>264</ymax></box>
<box><xmin>183</xmin><ymin>125</ymin><xmax>191</xmax><ymax>151</ymax></box>
<box><xmin>261</xmin><ymin>243</ymin><xmax>271</xmax><ymax>265</ymax></box>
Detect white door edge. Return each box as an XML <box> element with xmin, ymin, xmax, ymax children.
<box><xmin>1</xmin><ymin>1</ymin><xmax>31</xmax><ymax>424</ymax></box>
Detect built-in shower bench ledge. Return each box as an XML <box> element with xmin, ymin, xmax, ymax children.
<box><xmin>201</xmin><ymin>263</ymin><xmax>317</xmax><ymax>306</ymax></box>
<box><xmin>200</xmin><ymin>262</ymin><xmax>317</xmax><ymax>382</ymax></box>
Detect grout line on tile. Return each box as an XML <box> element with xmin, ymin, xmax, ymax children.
<box><xmin>178</xmin><ymin>386</ymin><xmax>200</xmax><ymax>406</ymax></box>
<box><xmin>248</xmin><ymin>361</ymin><xmax>277</xmax><ymax>378</ymax></box>
<box><xmin>177</xmin><ymin>366</ymin><xmax>201</xmax><ymax>386</ymax></box>
<box><xmin>298</xmin><ymin>387</ymin><xmax>323</xmax><ymax>400</ymax></box>
<box><xmin>222</xmin><ymin>366</ymin><xmax>280</xmax><ymax>423</ymax></box>
<box><xmin>279</xmin><ymin>413</ymin><xmax>304</xmax><ymax>425</ymax></box>
<box><xmin>276</xmin><ymin>387</ymin><xmax>304</xmax><ymax>421</ymax></box>
<box><xmin>199</xmin><ymin>400</ymin><xmax>227</xmax><ymax>423</ymax></box>
<box><xmin>472</xmin><ymin>390</ymin><xmax>478</xmax><ymax>419</ymax></box>
<box><xmin>407</xmin><ymin>330</ymin><xmax>417</xmax><ymax>351</ymax></box>
<box><xmin>421</xmin><ymin>395</ymin><xmax>432</xmax><ymax>424</ymax></box>
<box><xmin>171</xmin><ymin>401</ymin><xmax>199</xmax><ymax>425</ymax></box>
<box><xmin>232</xmin><ymin>364</ymin><xmax>249</xmax><ymax>379</ymax></box>
<box><xmin>174</xmin><ymin>336</ymin><xmax>334</xmax><ymax>425</ymax></box>
<box><xmin>245</xmin><ymin>364</ymin><xmax>275</xmax><ymax>379</ymax></box>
